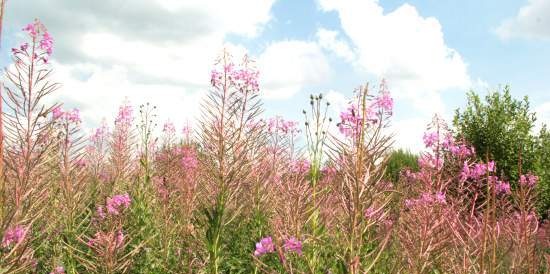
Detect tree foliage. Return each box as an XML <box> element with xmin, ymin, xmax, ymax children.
<box><xmin>453</xmin><ymin>86</ymin><xmax>550</xmax><ymax>218</ymax></box>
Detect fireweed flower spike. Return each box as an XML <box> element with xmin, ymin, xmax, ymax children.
<box><xmin>1</xmin><ymin>225</ymin><xmax>27</xmax><ymax>248</ymax></box>
<box><xmin>283</xmin><ymin>237</ymin><xmax>303</xmax><ymax>255</ymax></box>
<box><xmin>106</xmin><ymin>193</ymin><xmax>131</xmax><ymax>215</ymax></box>
<box><xmin>254</xmin><ymin>236</ymin><xmax>275</xmax><ymax>257</ymax></box>
<box><xmin>49</xmin><ymin>266</ymin><xmax>65</xmax><ymax>274</ymax></box>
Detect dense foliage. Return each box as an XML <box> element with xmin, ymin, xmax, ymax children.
<box><xmin>453</xmin><ymin>87</ymin><xmax>550</xmax><ymax>218</ymax></box>
<box><xmin>384</xmin><ymin>149</ymin><xmax>419</xmax><ymax>183</ymax></box>
<box><xmin>0</xmin><ymin>20</ymin><xmax>548</xmax><ymax>274</ymax></box>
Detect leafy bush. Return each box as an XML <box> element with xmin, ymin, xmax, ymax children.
<box><xmin>453</xmin><ymin>87</ymin><xmax>550</xmax><ymax>218</ymax></box>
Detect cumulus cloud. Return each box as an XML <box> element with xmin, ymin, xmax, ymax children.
<box><xmin>317</xmin><ymin>0</ymin><xmax>471</xmax><ymax>149</ymax></box>
<box><xmin>496</xmin><ymin>0</ymin><xmax>550</xmax><ymax>41</ymax></box>
<box><xmin>6</xmin><ymin>0</ymin><xmax>276</xmax><ymax>63</ymax></box>
<box><xmin>4</xmin><ymin>0</ymin><xmax>278</xmax><ymax>131</ymax></box>
<box><xmin>535</xmin><ymin>101</ymin><xmax>550</xmax><ymax>131</ymax></box>
<box><xmin>259</xmin><ymin>40</ymin><xmax>331</xmax><ymax>99</ymax></box>
<box><xmin>316</xmin><ymin>28</ymin><xmax>355</xmax><ymax>62</ymax></box>
<box><xmin>47</xmin><ymin>62</ymin><xmax>203</xmax><ymax>133</ymax></box>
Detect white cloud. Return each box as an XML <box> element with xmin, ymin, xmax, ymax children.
<box><xmin>535</xmin><ymin>101</ymin><xmax>550</xmax><ymax>131</ymax></box>
<box><xmin>49</xmin><ymin>62</ymin><xmax>203</xmax><ymax>134</ymax></box>
<box><xmin>317</xmin><ymin>0</ymin><xmax>471</xmax><ymax>149</ymax></box>
<box><xmin>5</xmin><ymin>0</ymin><xmax>278</xmax><ymax>134</ymax></box>
<box><xmin>259</xmin><ymin>40</ymin><xmax>331</xmax><ymax>99</ymax></box>
<box><xmin>316</xmin><ymin>28</ymin><xmax>355</xmax><ymax>62</ymax></box>
<box><xmin>496</xmin><ymin>0</ymin><xmax>550</xmax><ymax>41</ymax></box>
<box><xmin>325</xmin><ymin>90</ymin><xmax>349</xmax><ymax>112</ymax></box>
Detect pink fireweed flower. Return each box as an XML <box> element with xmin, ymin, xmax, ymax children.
<box><xmin>22</xmin><ymin>23</ymin><xmax>37</xmax><ymax>38</ymax></box>
<box><xmin>418</xmin><ymin>154</ymin><xmax>444</xmax><ymax>170</ymax></box>
<box><xmin>52</xmin><ymin>106</ymin><xmax>63</xmax><ymax>119</ymax></box>
<box><xmin>487</xmin><ymin>161</ymin><xmax>495</xmax><ymax>172</ymax></box>
<box><xmin>495</xmin><ymin>180</ymin><xmax>511</xmax><ymax>195</ymax></box>
<box><xmin>179</xmin><ymin>147</ymin><xmax>198</xmax><ymax>171</ymax></box>
<box><xmin>373</xmin><ymin>81</ymin><xmax>393</xmax><ymax>114</ymax></box>
<box><xmin>210</xmin><ymin>69</ymin><xmax>222</xmax><ymax>87</ymax></box>
<box><xmin>90</xmin><ymin>122</ymin><xmax>109</xmax><ymax>143</ymax></box>
<box><xmin>435</xmin><ymin>192</ymin><xmax>446</xmax><ymax>204</ymax></box>
<box><xmin>460</xmin><ymin>161</ymin><xmax>471</xmax><ymax>182</ymax></box>
<box><xmin>116</xmin><ymin>230</ymin><xmax>125</xmax><ymax>247</ymax></box>
<box><xmin>52</xmin><ymin>107</ymin><xmax>81</xmax><ymax>124</ymax></box>
<box><xmin>163</xmin><ymin>121</ymin><xmax>176</xmax><ymax>135</ymax></box>
<box><xmin>291</xmin><ymin>159</ymin><xmax>311</xmax><ymax>174</ymax></box>
<box><xmin>106</xmin><ymin>193</ymin><xmax>131</xmax><ymax>215</ymax></box>
<box><xmin>519</xmin><ymin>173</ymin><xmax>538</xmax><ymax>188</ymax></box>
<box><xmin>96</xmin><ymin>206</ymin><xmax>106</xmax><ymax>220</ymax></box>
<box><xmin>267</xmin><ymin>116</ymin><xmax>300</xmax><ymax>135</ymax></box>
<box><xmin>20</xmin><ymin>42</ymin><xmax>29</xmax><ymax>52</ymax></box>
<box><xmin>2</xmin><ymin>225</ymin><xmax>27</xmax><ymax>248</ymax></box>
<box><xmin>182</xmin><ymin>122</ymin><xmax>192</xmax><ymax>137</ymax></box>
<box><xmin>254</xmin><ymin>236</ymin><xmax>275</xmax><ymax>257</ymax></box>
<box><xmin>66</xmin><ymin>108</ymin><xmax>81</xmax><ymax>123</ymax></box>
<box><xmin>339</xmin><ymin>104</ymin><xmax>364</xmax><ymax>138</ymax></box>
<box><xmin>405</xmin><ymin>192</ymin><xmax>447</xmax><ymax>208</ymax></box>
<box><xmin>449</xmin><ymin>144</ymin><xmax>473</xmax><ymax>158</ymax></box>
<box><xmin>115</xmin><ymin>102</ymin><xmax>133</xmax><ymax>126</ymax></box>
<box><xmin>422</xmin><ymin>132</ymin><xmax>438</xmax><ymax>148</ymax></box>
<box><xmin>283</xmin><ymin>237</ymin><xmax>302</xmax><ymax>255</ymax></box>
<box><xmin>50</xmin><ymin>266</ymin><xmax>65</xmax><ymax>274</ymax></box>
<box><xmin>233</xmin><ymin>67</ymin><xmax>260</xmax><ymax>93</ymax></box>
<box><xmin>40</xmin><ymin>31</ymin><xmax>54</xmax><ymax>55</ymax></box>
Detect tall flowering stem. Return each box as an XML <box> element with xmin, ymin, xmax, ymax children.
<box><xmin>329</xmin><ymin>82</ymin><xmax>394</xmax><ymax>273</ymax></box>
<box><xmin>301</xmin><ymin>94</ymin><xmax>331</xmax><ymax>273</ymax></box>
<box><xmin>1</xmin><ymin>20</ymin><xmax>57</xmax><ymax>273</ymax></box>
<box><xmin>108</xmin><ymin>99</ymin><xmax>135</xmax><ymax>193</ymax></box>
<box><xmin>199</xmin><ymin>50</ymin><xmax>264</xmax><ymax>273</ymax></box>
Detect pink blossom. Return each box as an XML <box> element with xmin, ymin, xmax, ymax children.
<box><xmin>519</xmin><ymin>173</ymin><xmax>538</xmax><ymax>188</ymax></box>
<box><xmin>460</xmin><ymin>161</ymin><xmax>470</xmax><ymax>182</ymax></box>
<box><xmin>373</xmin><ymin>81</ymin><xmax>393</xmax><ymax>113</ymax></box>
<box><xmin>20</xmin><ymin>43</ymin><xmax>29</xmax><ymax>51</ymax></box>
<box><xmin>179</xmin><ymin>147</ymin><xmax>198</xmax><ymax>171</ymax></box>
<box><xmin>291</xmin><ymin>159</ymin><xmax>311</xmax><ymax>174</ymax></box>
<box><xmin>267</xmin><ymin>116</ymin><xmax>300</xmax><ymax>135</ymax></box>
<box><xmin>96</xmin><ymin>206</ymin><xmax>106</xmax><ymax>219</ymax></box>
<box><xmin>90</xmin><ymin>122</ymin><xmax>109</xmax><ymax>143</ymax></box>
<box><xmin>52</xmin><ymin>106</ymin><xmax>63</xmax><ymax>119</ymax></box>
<box><xmin>40</xmin><ymin>31</ymin><xmax>54</xmax><ymax>55</ymax></box>
<box><xmin>2</xmin><ymin>225</ymin><xmax>27</xmax><ymax>248</ymax></box>
<box><xmin>22</xmin><ymin>23</ymin><xmax>37</xmax><ymax>38</ymax></box>
<box><xmin>283</xmin><ymin>237</ymin><xmax>302</xmax><ymax>255</ymax></box>
<box><xmin>116</xmin><ymin>230</ymin><xmax>125</xmax><ymax>248</ymax></box>
<box><xmin>106</xmin><ymin>193</ymin><xmax>131</xmax><ymax>215</ymax></box>
<box><xmin>435</xmin><ymin>192</ymin><xmax>446</xmax><ymax>204</ymax></box>
<box><xmin>115</xmin><ymin>102</ymin><xmax>133</xmax><ymax>126</ymax></box>
<box><xmin>422</xmin><ymin>132</ymin><xmax>438</xmax><ymax>148</ymax></box>
<box><xmin>495</xmin><ymin>180</ymin><xmax>511</xmax><ymax>195</ymax></box>
<box><xmin>339</xmin><ymin>104</ymin><xmax>364</xmax><ymax>138</ymax></box>
<box><xmin>418</xmin><ymin>154</ymin><xmax>443</xmax><ymax>170</ymax></box>
<box><xmin>163</xmin><ymin>121</ymin><xmax>176</xmax><ymax>136</ymax></box>
<box><xmin>254</xmin><ymin>236</ymin><xmax>275</xmax><ymax>256</ymax></box>
<box><xmin>487</xmin><ymin>161</ymin><xmax>495</xmax><ymax>172</ymax></box>
<box><xmin>49</xmin><ymin>266</ymin><xmax>65</xmax><ymax>274</ymax></box>
<box><xmin>66</xmin><ymin>109</ymin><xmax>81</xmax><ymax>123</ymax></box>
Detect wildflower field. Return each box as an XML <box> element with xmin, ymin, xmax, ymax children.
<box><xmin>1</xmin><ymin>18</ymin><xmax>549</xmax><ymax>274</ymax></box>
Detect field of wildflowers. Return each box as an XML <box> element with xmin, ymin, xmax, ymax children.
<box><xmin>0</xmin><ymin>20</ymin><xmax>548</xmax><ymax>274</ymax></box>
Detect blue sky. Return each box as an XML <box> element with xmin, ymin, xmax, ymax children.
<box><xmin>2</xmin><ymin>0</ymin><xmax>549</xmax><ymax>150</ymax></box>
